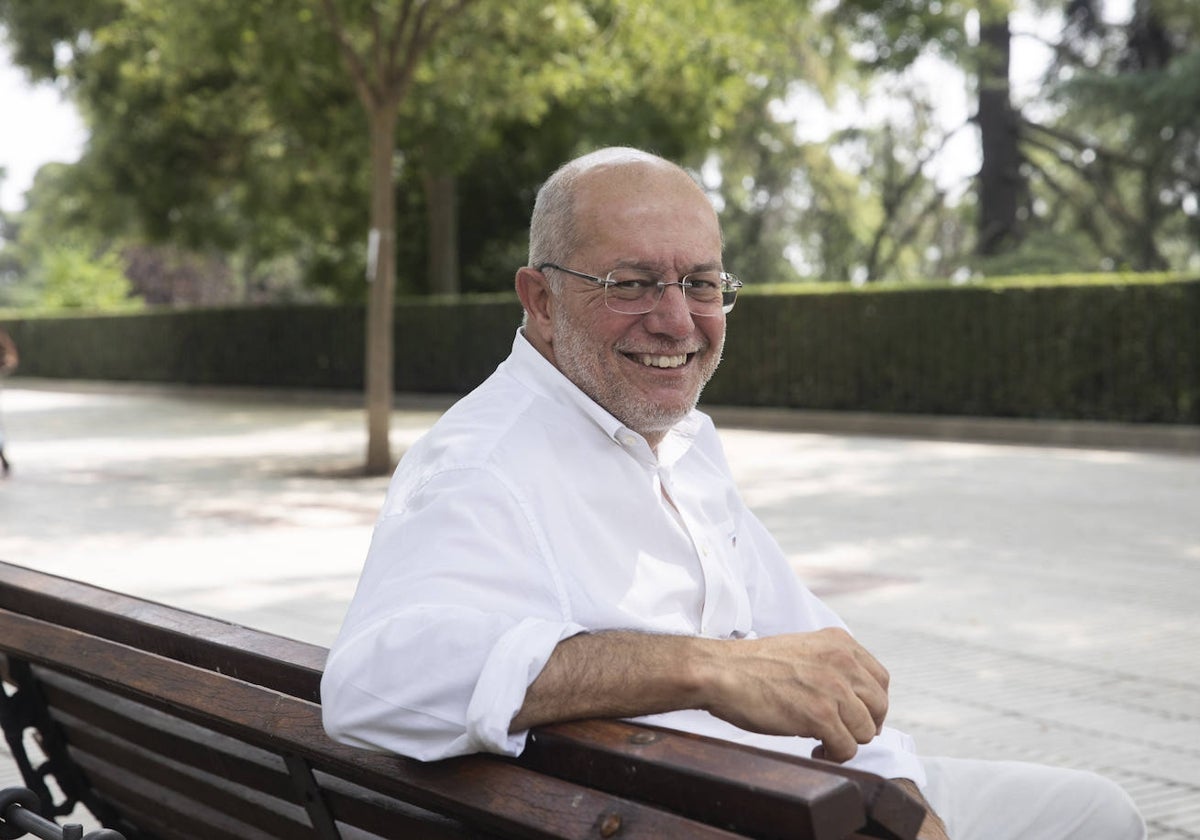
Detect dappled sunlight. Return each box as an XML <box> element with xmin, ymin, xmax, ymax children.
<box><xmin>0</xmin><ymin>385</ymin><xmax>397</xmax><ymax>641</ymax></box>
<box><xmin>1</xmin><ymin>383</ymin><xmax>1197</xmax><ymax>828</ymax></box>
<box><xmin>187</xmin><ymin>493</ymin><xmax>380</xmax><ymax>530</ymax></box>
<box><xmin>161</xmin><ymin>572</ymin><xmax>363</xmax><ymax>647</ymax></box>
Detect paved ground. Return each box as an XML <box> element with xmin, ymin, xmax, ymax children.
<box><xmin>1</xmin><ymin>378</ymin><xmax>1197</xmax><ymax>837</ymax></box>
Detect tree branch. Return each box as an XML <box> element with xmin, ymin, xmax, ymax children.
<box><xmin>1022</xmin><ymin>117</ymin><xmax>1145</xmax><ymax>170</ymax></box>
<box><xmin>383</xmin><ymin>0</ymin><xmax>417</xmax><ymax>89</ymax></box>
<box><xmin>316</xmin><ymin>0</ymin><xmax>378</xmax><ymax>109</ymax></box>
<box><xmin>369</xmin><ymin>1</ymin><xmax>386</xmax><ymax>95</ymax></box>
<box><xmin>1023</xmin><ymin>155</ymin><xmax>1115</xmax><ymax>260</ymax></box>
<box><xmin>864</xmin><ymin>120</ymin><xmax>969</xmax><ymax>281</ymax></box>
<box><xmin>387</xmin><ymin>0</ymin><xmax>476</xmax><ymax>104</ymax></box>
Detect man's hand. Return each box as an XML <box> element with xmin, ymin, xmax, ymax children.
<box><xmin>696</xmin><ymin>627</ymin><xmax>889</xmax><ymax>763</ymax></box>
<box><xmin>513</xmin><ymin>627</ymin><xmax>890</xmax><ymax>765</ymax></box>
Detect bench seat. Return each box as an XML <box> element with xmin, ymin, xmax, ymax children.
<box><xmin>0</xmin><ymin>560</ymin><xmax>922</xmax><ymax>840</ymax></box>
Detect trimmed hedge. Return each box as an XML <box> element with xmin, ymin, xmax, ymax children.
<box><xmin>706</xmin><ymin>278</ymin><xmax>1200</xmax><ymax>423</ymax></box>
<box><xmin>2</xmin><ymin>278</ymin><xmax>1197</xmax><ymax>424</ymax></box>
<box><xmin>1</xmin><ymin>296</ymin><xmax>524</xmax><ymax>394</ymax></box>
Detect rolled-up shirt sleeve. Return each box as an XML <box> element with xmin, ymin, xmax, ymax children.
<box><xmin>321</xmin><ymin>466</ymin><xmax>586</xmax><ymax>761</ymax></box>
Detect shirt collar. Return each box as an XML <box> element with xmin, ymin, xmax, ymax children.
<box><xmin>508</xmin><ymin>329</ymin><xmax>702</xmax><ymax>465</ymax></box>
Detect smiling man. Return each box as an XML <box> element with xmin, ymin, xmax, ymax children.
<box><xmin>524</xmin><ymin>152</ymin><xmax>727</xmax><ymax>444</ymax></box>
<box><xmin>322</xmin><ymin>148</ymin><xmax>1143</xmax><ymax>840</ymax></box>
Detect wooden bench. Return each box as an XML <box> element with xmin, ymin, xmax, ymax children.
<box><xmin>0</xmin><ymin>561</ymin><xmax>923</xmax><ymax>840</ymax></box>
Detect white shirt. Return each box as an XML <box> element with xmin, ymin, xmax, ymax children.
<box><xmin>321</xmin><ymin>331</ymin><xmax>925</xmax><ymax>783</ymax></box>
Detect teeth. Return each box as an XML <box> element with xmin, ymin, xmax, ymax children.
<box><xmin>639</xmin><ymin>354</ymin><xmax>687</xmax><ymax>368</ymax></box>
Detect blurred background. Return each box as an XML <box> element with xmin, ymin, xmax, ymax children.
<box><xmin>2</xmin><ymin>0</ymin><xmax>1197</xmax><ymax>304</ymax></box>
<box><xmin>0</xmin><ymin>1</ymin><xmax>1198</xmax><ymax>835</ymax></box>
<box><xmin>2</xmin><ymin>0</ymin><xmax>1197</xmax><ymax>477</ymax></box>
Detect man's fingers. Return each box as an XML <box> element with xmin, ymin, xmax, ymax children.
<box><xmin>846</xmin><ymin>643</ymin><xmax>890</xmax><ymax>727</ymax></box>
<box><xmin>858</xmin><ymin>647</ymin><xmax>890</xmax><ymax>692</ymax></box>
<box><xmin>857</xmin><ymin>673</ymin><xmax>889</xmax><ymax>730</ymax></box>
<box><xmin>806</xmin><ymin>692</ymin><xmax>877</xmax><ymax>764</ymax></box>
<box><xmin>706</xmin><ymin>631</ymin><xmax>892</xmax><ymax>752</ymax></box>
<box><xmin>811</xmin><ymin>722</ymin><xmax>859</xmax><ymax>764</ymax></box>
<box><xmin>841</xmin><ymin>695</ymin><xmax>881</xmax><ymax>746</ymax></box>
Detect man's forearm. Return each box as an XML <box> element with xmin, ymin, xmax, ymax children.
<box><xmin>509</xmin><ymin>626</ymin><xmax>890</xmax><ymax>764</ymax></box>
<box><xmin>509</xmin><ymin>630</ymin><xmax>716</xmax><ymax>732</ymax></box>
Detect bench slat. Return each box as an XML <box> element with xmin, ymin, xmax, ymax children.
<box><xmin>523</xmin><ymin>719</ymin><xmax>864</xmax><ymax>840</ymax></box>
<box><xmin>70</xmin><ymin>750</ymin><xmax>283</xmax><ymax>840</ymax></box>
<box><xmin>39</xmin><ymin>673</ymin><xmax>298</xmax><ymax>803</ymax></box>
<box><xmin>42</xmin><ymin>671</ymin><xmax>488</xmax><ymax>840</ymax></box>
<box><xmin>54</xmin><ymin>712</ymin><xmax>316</xmax><ymax>839</ymax></box>
<box><xmin>315</xmin><ymin>772</ymin><xmax>488</xmax><ymax>840</ymax></box>
<box><xmin>533</xmin><ymin>722</ymin><xmax>926</xmax><ymax>840</ymax></box>
<box><xmin>0</xmin><ymin>560</ymin><xmax>324</xmax><ymax>702</ymax></box>
<box><xmin>0</xmin><ymin>611</ymin><xmax>750</xmax><ymax>839</ymax></box>
<box><xmin>0</xmin><ymin>561</ymin><xmax>920</xmax><ymax>839</ymax></box>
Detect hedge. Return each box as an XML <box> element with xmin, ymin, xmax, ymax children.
<box><xmin>2</xmin><ymin>277</ymin><xmax>1197</xmax><ymax>424</ymax></box>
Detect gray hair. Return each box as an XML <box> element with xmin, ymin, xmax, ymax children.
<box><xmin>528</xmin><ymin>147</ymin><xmax>698</xmax><ymax>289</ymax></box>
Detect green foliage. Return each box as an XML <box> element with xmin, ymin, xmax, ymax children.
<box><xmin>1015</xmin><ymin>1</ymin><xmax>1200</xmax><ymax>272</ymax></box>
<box><xmin>829</xmin><ymin>0</ymin><xmax>970</xmax><ymax>68</ymax></box>
<box><xmin>4</xmin><ymin>0</ymin><xmax>821</xmax><ymax>302</ymax></box>
<box><xmin>709</xmin><ymin>275</ymin><xmax>1200</xmax><ymax>423</ymax></box>
<box><xmin>27</xmin><ymin>244</ymin><xmax>139</xmax><ymax>311</ymax></box>
<box><xmin>7</xmin><ymin>275</ymin><xmax>1196</xmax><ymax>423</ymax></box>
<box><xmin>2</xmin><ymin>0</ymin><xmax>1197</xmax><ymax>306</ymax></box>
<box><xmin>970</xmin><ymin>228</ymin><xmax>1112</xmax><ymax>277</ymax></box>
<box><xmin>0</xmin><ymin>0</ymin><xmax>123</xmax><ymax>80</ymax></box>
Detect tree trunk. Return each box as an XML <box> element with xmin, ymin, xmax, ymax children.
<box><xmin>975</xmin><ymin>15</ymin><xmax>1025</xmax><ymax>257</ymax></box>
<box><xmin>363</xmin><ymin>107</ymin><xmax>397</xmax><ymax>475</ymax></box>
<box><xmin>425</xmin><ymin>171</ymin><xmax>459</xmax><ymax>295</ymax></box>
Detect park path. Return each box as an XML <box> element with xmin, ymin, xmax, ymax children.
<box><xmin>1</xmin><ymin>380</ymin><xmax>1197</xmax><ymax>837</ymax></box>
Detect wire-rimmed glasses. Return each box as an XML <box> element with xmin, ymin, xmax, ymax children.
<box><xmin>538</xmin><ymin>263</ymin><xmax>743</xmax><ymax>316</ymax></box>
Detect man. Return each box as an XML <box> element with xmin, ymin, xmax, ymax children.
<box><xmin>322</xmin><ymin>148</ymin><xmax>1144</xmax><ymax>839</ymax></box>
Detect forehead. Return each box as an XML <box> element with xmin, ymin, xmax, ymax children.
<box><xmin>571</xmin><ymin>164</ymin><xmax>721</xmax><ymax>266</ymax></box>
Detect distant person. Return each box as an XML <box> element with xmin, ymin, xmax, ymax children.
<box><xmin>0</xmin><ymin>328</ymin><xmax>17</xmax><ymax>476</ymax></box>
<box><xmin>322</xmin><ymin>147</ymin><xmax>1145</xmax><ymax>840</ymax></box>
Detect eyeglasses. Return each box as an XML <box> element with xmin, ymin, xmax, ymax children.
<box><xmin>538</xmin><ymin>263</ymin><xmax>743</xmax><ymax>316</ymax></box>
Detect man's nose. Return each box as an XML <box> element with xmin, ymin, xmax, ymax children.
<box><xmin>643</xmin><ymin>283</ymin><xmax>696</xmax><ymax>336</ymax></box>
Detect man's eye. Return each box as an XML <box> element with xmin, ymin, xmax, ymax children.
<box><xmin>687</xmin><ymin>278</ymin><xmax>720</xmax><ymax>291</ymax></box>
<box><xmin>610</xmin><ymin>276</ymin><xmax>658</xmax><ymax>290</ymax></box>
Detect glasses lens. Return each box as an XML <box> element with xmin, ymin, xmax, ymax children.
<box><xmin>682</xmin><ymin>272</ymin><xmax>726</xmax><ymax>309</ymax></box>
<box><xmin>605</xmin><ymin>269</ymin><xmax>660</xmax><ymax>314</ymax></box>
<box><xmin>601</xmin><ymin>269</ymin><xmax>739</xmax><ymax>315</ymax></box>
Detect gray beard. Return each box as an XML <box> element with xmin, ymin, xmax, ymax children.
<box><xmin>550</xmin><ymin>308</ymin><xmax>721</xmax><ymax>438</ymax></box>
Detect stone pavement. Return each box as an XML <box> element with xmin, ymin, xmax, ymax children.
<box><xmin>0</xmin><ymin>379</ymin><xmax>1197</xmax><ymax>837</ymax></box>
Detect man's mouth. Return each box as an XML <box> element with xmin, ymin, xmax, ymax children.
<box><xmin>634</xmin><ymin>352</ymin><xmax>692</xmax><ymax>369</ymax></box>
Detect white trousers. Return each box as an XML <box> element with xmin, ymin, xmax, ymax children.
<box><xmin>920</xmin><ymin>757</ymin><xmax>1146</xmax><ymax>840</ymax></box>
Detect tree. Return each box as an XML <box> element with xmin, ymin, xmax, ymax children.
<box><xmin>976</xmin><ymin>4</ymin><xmax>1028</xmax><ymax>256</ymax></box>
<box><xmin>2</xmin><ymin>0</ymin><xmax>826</xmax><ymax>470</ymax></box>
<box><xmin>1021</xmin><ymin>0</ymin><xmax>1200</xmax><ymax>271</ymax></box>
<box><xmin>314</xmin><ymin>0</ymin><xmax>475</xmax><ymax>474</ymax></box>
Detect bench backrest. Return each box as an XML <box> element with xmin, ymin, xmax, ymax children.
<box><xmin>0</xmin><ymin>561</ymin><xmax>922</xmax><ymax>839</ymax></box>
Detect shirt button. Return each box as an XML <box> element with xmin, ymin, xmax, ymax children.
<box><xmin>617</xmin><ymin>431</ymin><xmax>638</xmax><ymax>447</ymax></box>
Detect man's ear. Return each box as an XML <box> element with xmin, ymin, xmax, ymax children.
<box><xmin>515</xmin><ymin>266</ymin><xmax>554</xmax><ymax>346</ymax></box>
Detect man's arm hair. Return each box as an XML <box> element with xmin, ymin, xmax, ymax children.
<box><xmin>510</xmin><ymin>626</ymin><xmax>890</xmax><ymax>764</ymax></box>
<box><xmin>510</xmin><ymin>630</ymin><xmax>713</xmax><ymax>729</ymax></box>
<box><xmin>892</xmin><ymin>779</ymin><xmax>950</xmax><ymax>840</ymax></box>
